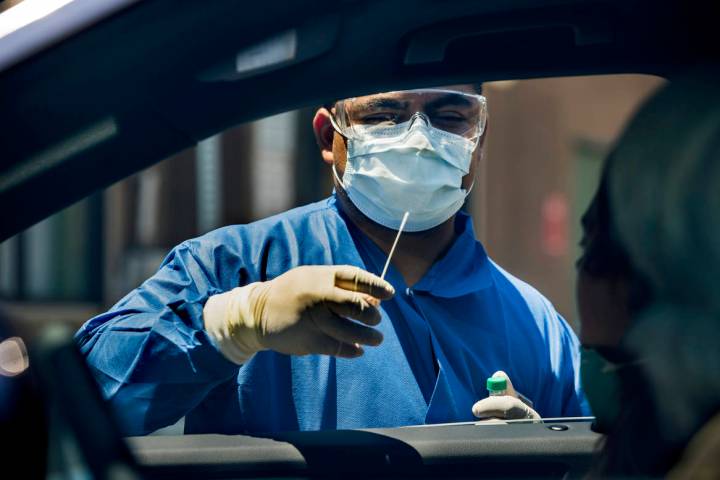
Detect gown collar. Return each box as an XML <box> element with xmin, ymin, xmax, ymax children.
<box><xmin>329</xmin><ymin>195</ymin><xmax>494</xmax><ymax>298</ymax></box>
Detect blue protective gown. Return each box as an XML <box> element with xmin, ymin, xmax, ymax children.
<box><xmin>76</xmin><ymin>195</ymin><xmax>589</xmax><ymax>436</ymax></box>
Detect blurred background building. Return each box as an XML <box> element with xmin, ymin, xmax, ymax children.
<box><xmin>0</xmin><ymin>74</ymin><xmax>664</xmax><ymax>334</ymax></box>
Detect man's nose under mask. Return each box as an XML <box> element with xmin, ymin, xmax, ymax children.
<box><xmin>334</xmin><ymin>121</ymin><xmax>476</xmax><ymax>232</ymax></box>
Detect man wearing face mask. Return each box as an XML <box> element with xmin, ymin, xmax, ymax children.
<box><xmin>76</xmin><ymin>86</ymin><xmax>588</xmax><ymax>436</ymax></box>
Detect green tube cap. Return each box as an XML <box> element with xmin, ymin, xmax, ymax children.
<box><xmin>487</xmin><ymin>376</ymin><xmax>507</xmax><ymax>392</ymax></box>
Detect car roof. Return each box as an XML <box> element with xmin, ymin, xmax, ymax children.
<box><xmin>0</xmin><ymin>0</ymin><xmax>717</xmax><ymax>240</ymax></box>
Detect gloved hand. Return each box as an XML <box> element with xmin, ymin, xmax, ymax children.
<box><xmin>472</xmin><ymin>371</ymin><xmax>541</xmax><ymax>421</ymax></box>
<box><xmin>203</xmin><ymin>265</ymin><xmax>395</xmax><ymax>364</ymax></box>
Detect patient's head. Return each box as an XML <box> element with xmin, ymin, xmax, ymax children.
<box><xmin>582</xmin><ymin>71</ymin><xmax>720</xmax><ymax>476</ymax></box>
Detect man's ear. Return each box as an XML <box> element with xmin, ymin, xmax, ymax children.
<box><xmin>313</xmin><ymin>108</ymin><xmax>335</xmax><ymax>166</ymax></box>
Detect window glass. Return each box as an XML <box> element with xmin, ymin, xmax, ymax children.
<box><xmin>0</xmin><ymin>74</ymin><xmax>665</xmax><ymax>432</ymax></box>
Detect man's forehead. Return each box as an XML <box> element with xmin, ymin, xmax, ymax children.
<box><xmin>439</xmin><ymin>84</ymin><xmax>478</xmax><ymax>94</ymax></box>
<box><xmin>351</xmin><ymin>84</ymin><xmax>478</xmax><ymax>103</ymax></box>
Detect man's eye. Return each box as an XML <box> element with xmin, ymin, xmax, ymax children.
<box><xmin>433</xmin><ymin>112</ymin><xmax>467</xmax><ymax>122</ymax></box>
<box><xmin>360</xmin><ymin>113</ymin><xmax>400</xmax><ymax>124</ymax></box>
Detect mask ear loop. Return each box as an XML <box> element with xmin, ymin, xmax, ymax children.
<box><xmin>328</xmin><ymin>108</ymin><xmax>350</xmax><ymax>190</ymax></box>
<box><xmin>332</xmin><ymin>163</ymin><xmax>344</xmax><ymax>187</ymax></box>
<box><xmin>464</xmin><ymin>180</ymin><xmax>475</xmax><ymax>195</ymax></box>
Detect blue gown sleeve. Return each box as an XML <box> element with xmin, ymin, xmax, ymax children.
<box><xmin>74</xmin><ymin>240</ymin><xmax>240</xmax><ymax>436</ymax></box>
<box><xmin>556</xmin><ymin>314</ymin><xmax>592</xmax><ymax>417</ymax></box>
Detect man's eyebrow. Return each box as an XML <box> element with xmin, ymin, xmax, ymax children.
<box><xmin>357</xmin><ymin>98</ymin><xmax>409</xmax><ymax>110</ymax></box>
<box><xmin>425</xmin><ymin>94</ymin><xmax>474</xmax><ymax>110</ymax></box>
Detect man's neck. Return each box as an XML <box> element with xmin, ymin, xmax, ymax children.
<box><xmin>336</xmin><ymin>190</ymin><xmax>457</xmax><ymax>287</ymax></box>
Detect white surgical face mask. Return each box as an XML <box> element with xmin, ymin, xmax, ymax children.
<box><xmin>334</xmin><ymin>117</ymin><xmax>476</xmax><ymax>232</ymax></box>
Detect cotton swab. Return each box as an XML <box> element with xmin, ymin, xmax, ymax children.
<box><xmin>380</xmin><ymin>211</ymin><xmax>410</xmax><ymax>280</ymax></box>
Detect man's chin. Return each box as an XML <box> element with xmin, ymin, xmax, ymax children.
<box><xmin>334</xmin><ymin>185</ymin><xmax>453</xmax><ymax>237</ymax></box>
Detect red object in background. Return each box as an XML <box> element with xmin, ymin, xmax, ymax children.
<box><xmin>541</xmin><ymin>192</ymin><xmax>568</xmax><ymax>257</ymax></box>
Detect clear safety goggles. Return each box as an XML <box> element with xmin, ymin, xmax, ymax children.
<box><xmin>330</xmin><ymin>88</ymin><xmax>488</xmax><ymax>143</ymax></box>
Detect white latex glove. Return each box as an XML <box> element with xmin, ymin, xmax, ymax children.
<box><xmin>203</xmin><ymin>265</ymin><xmax>395</xmax><ymax>364</ymax></box>
<box><xmin>472</xmin><ymin>371</ymin><xmax>541</xmax><ymax>421</ymax></box>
